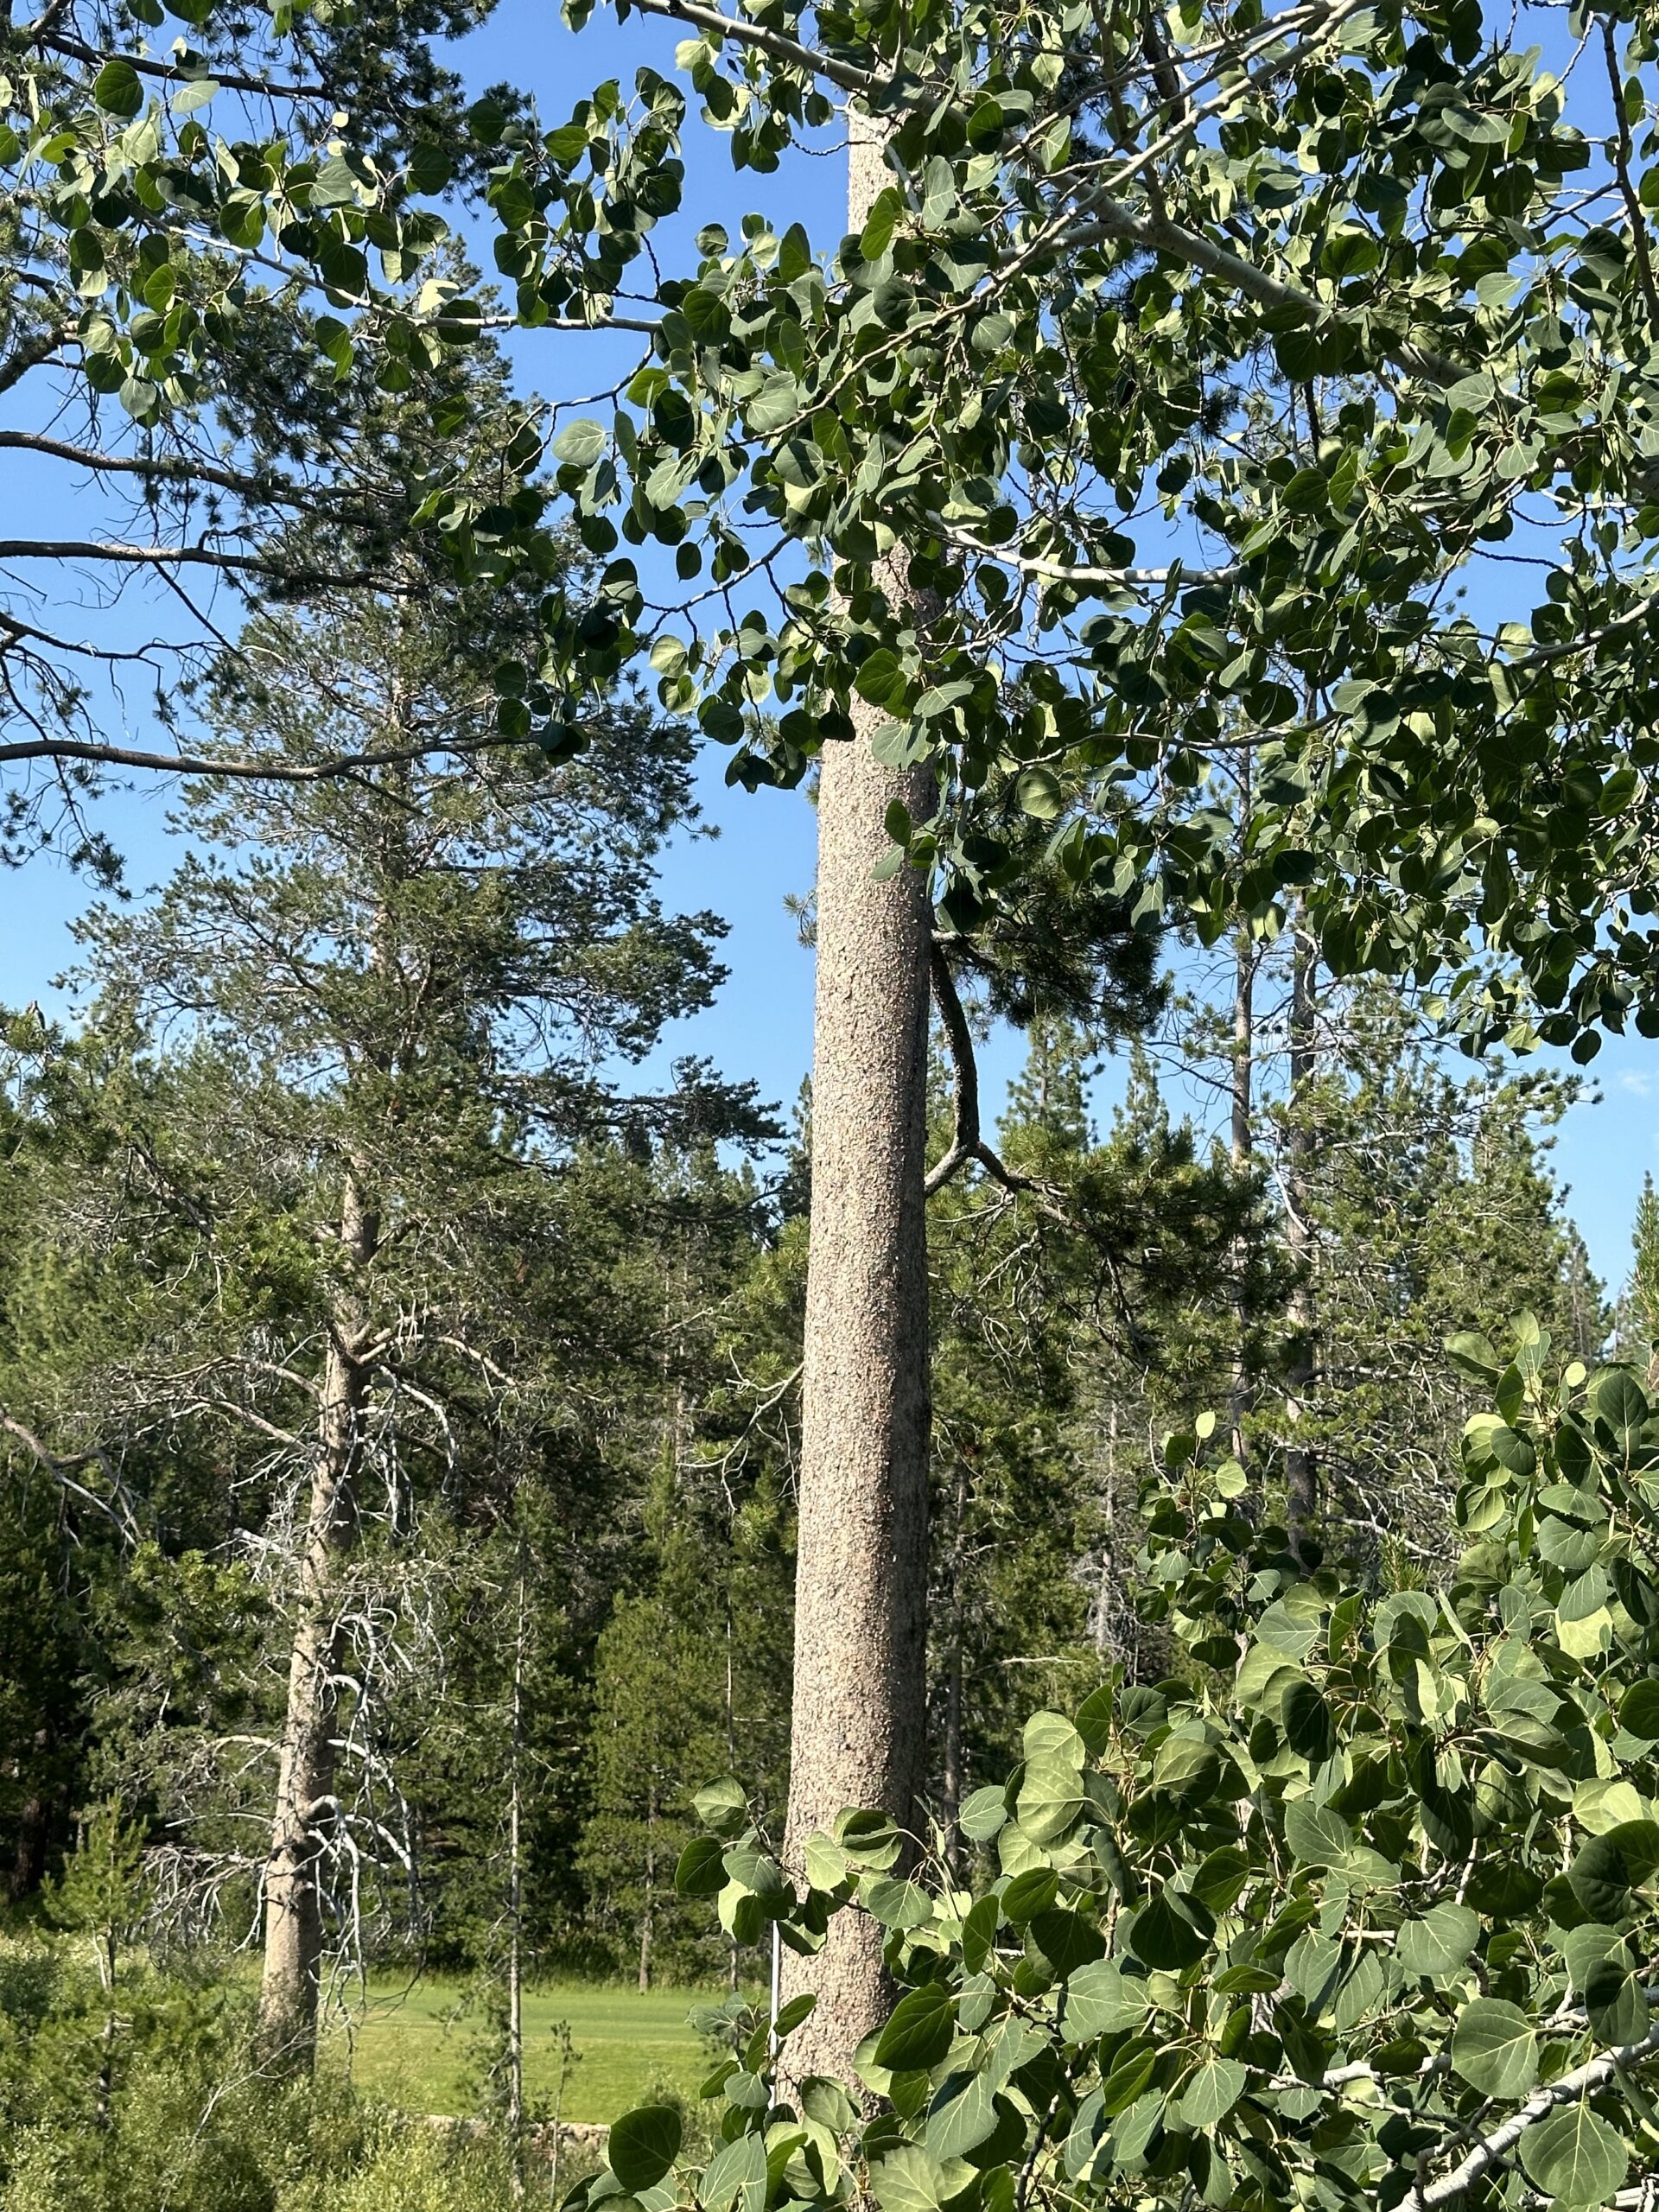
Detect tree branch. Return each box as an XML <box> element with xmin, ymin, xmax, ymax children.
<box><xmin>0</xmin><ymin>429</ymin><xmax>372</xmax><ymax>518</ymax></box>
<box><xmin>1409</xmin><ymin>2015</ymin><xmax>1659</xmax><ymax>2211</ymax></box>
<box><xmin>37</xmin><ymin>30</ymin><xmax>327</xmax><ymax>101</ymax></box>
<box><xmin>0</xmin><ymin>732</ymin><xmax>529</xmax><ymax>780</ymax></box>
<box><xmin>925</xmin><ymin>938</ymin><xmax>1043</xmax><ymax>1200</ymax></box>
<box><xmin>0</xmin><ymin>320</ymin><xmax>73</xmax><ymax>399</ymax></box>
<box><xmin>621</xmin><ymin>0</ymin><xmax>892</xmax><ymax>95</ymax></box>
<box><xmin>0</xmin><ymin>1409</ymin><xmax>143</xmax><ymax>1541</ymax></box>
<box><xmin>0</xmin><ymin>539</ymin><xmax>387</xmax><ymax>584</ymax></box>
<box><xmin>1058</xmin><ymin>196</ymin><xmax>1468</xmax><ymax>385</ymax></box>
<box><xmin>1602</xmin><ymin>20</ymin><xmax>1659</xmax><ymax>330</ymax></box>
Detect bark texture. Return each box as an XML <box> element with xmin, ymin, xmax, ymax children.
<box><xmin>257</xmin><ymin>1172</ymin><xmax>376</xmax><ymax>2069</ymax></box>
<box><xmin>779</xmin><ymin>102</ymin><xmax>936</xmax><ymax>2090</ymax></box>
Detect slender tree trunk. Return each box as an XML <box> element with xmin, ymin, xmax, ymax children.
<box><xmin>257</xmin><ymin>1171</ymin><xmax>376</xmax><ymax>2069</ymax></box>
<box><xmin>779</xmin><ymin>93</ymin><xmax>935</xmax><ymax>2096</ymax></box>
<box><xmin>1284</xmin><ymin>925</ymin><xmax>1318</xmax><ymax>1552</ymax></box>
<box><xmin>506</xmin><ymin>1558</ymin><xmax>526</xmax><ymax>2169</ymax></box>
<box><xmin>95</xmin><ymin>1925</ymin><xmax>117</xmax><ymax>2131</ymax></box>
<box><xmin>639</xmin><ymin>1786</ymin><xmax>655</xmax><ymax>1995</ymax></box>
<box><xmin>10</xmin><ymin>1783</ymin><xmax>51</xmax><ymax>1900</ymax></box>
<box><xmin>1094</xmin><ymin>1402</ymin><xmax>1119</xmax><ymax>1662</ymax></box>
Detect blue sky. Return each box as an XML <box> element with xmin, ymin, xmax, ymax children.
<box><xmin>0</xmin><ymin>0</ymin><xmax>1652</xmax><ymax>1306</ymax></box>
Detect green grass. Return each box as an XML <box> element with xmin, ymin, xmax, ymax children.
<box><xmin>329</xmin><ymin>1978</ymin><xmax>723</xmax><ymax>2121</ymax></box>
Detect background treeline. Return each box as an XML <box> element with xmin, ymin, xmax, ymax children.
<box><xmin>0</xmin><ymin>569</ymin><xmax>1615</xmax><ymax>2006</ymax></box>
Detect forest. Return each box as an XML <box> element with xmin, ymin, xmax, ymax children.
<box><xmin>8</xmin><ymin>0</ymin><xmax>1659</xmax><ymax>2205</ymax></box>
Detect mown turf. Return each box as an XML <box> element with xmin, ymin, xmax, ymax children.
<box><xmin>330</xmin><ymin>1979</ymin><xmax>722</xmax><ymax>2122</ymax></box>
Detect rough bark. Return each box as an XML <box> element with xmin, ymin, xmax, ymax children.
<box><xmin>257</xmin><ymin>1170</ymin><xmax>376</xmax><ymax>2069</ymax></box>
<box><xmin>506</xmin><ymin>1560</ymin><xmax>527</xmax><ymax>2167</ymax></box>
<box><xmin>779</xmin><ymin>93</ymin><xmax>936</xmax><ymax>2094</ymax></box>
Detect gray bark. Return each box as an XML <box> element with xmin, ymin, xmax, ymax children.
<box><xmin>506</xmin><ymin>1560</ymin><xmax>526</xmax><ymax>2165</ymax></box>
<box><xmin>779</xmin><ymin>91</ymin><xmax>935</xmax><ymax>2096</ymax></box>
<box><xmin>257</xmin><ymin>1170</ymin><xmax>376</xmax><ymax>2069</ymax></box>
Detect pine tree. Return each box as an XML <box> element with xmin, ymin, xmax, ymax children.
<box><xmin>0</xmin><ymin>582</ymin><xmax>764</xmax><ymax>2064</ymax></box>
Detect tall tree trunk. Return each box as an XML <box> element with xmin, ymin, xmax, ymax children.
<box><xmin>257</xmin><ymin>1171</ymin><xmax>376</xmax><ymax>2069</ymax></box>
<box><xmin>505</xmin><ymin>1556</ymin><xmax>526</xmax><ymax>2169</ymax></box>
<box><xmin>1283</xmin><ymin>925</ymin><xmax>1318</xmax><ymax>1552</ymax></box>
<box><xmin>1094</xmin><ymin>1402</ymin><xmax>1120</xmax><ymax>1663</ymax></box>
<box><xmin>779</xmin><ymin>95</ymin><xmax>935</xmax><ymax>2095</ymax></box>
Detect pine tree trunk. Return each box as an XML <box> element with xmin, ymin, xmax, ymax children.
<box><xmin>257</xmin><ymin>1172</ymin><xmax>375</xmax><ymax>2069</ymax></box>
<box><xmin>1284</xmin><ymin>926</ymin><xmax>1318</xmax><ymax>1552</ymax></box>
<box><xmin>506</xmin><ymin>1560</ymin><xmax>526</xmax><ymax>2166</ymax></box>
<box><xmin>10</xmin><ymin>1784</ymin><xmax>51</xmax><ymax>1900</ymax></box>
<box><xmin>779</xmin><ymin>105</ymin><xmax>935</xmax><ymax>2090</ymax></box>
<box><xmin>639</xmin><ymin>1788</ymin><xmax>655</xmax><ymax>1996</ymax></box>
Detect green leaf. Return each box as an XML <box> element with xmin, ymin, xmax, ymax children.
<box><xmin>1445</xmin><ymin>1332</ymin><xmax>1502</xmax><ymax>1381</ymax></box>
<box><xmin>1451</xmin><ymin>1998</ymin><xmax>1538</xmax><ymax>2099</ymax></box>
<box><xmin>928</xmin><ymin>2070</ymin><xmax>1000</xmax><ymax>2160</ymax></box>
<box><xmin>1619</xmin><ymin>1681</ymin><xmax>1659</xmax><ymax>1739</ymax></box>
<box><xmin>1061</xmin><ymin>1960</ymin><xmax>1148</xmax><ymax>2040</ymax></box>
<box><xmin>1029</xmin><ymin>1906</ymin><xmax>1104</xmax><ymax>1975</ymax></box>
<box><xmin>1000</xmin><ymin>1867</ymin><xmax>1058</xmax><ymax>1923</ymax></box>
<box><xmin>1179</xmin><ymin>2057</ymin><xmax>1247</xmax><ymax>2129</ymax></box>
<box><xmin>747</xmin><ymin>372</ymin><xmax>802</xmax><ymax>434</ymax></box>
<box><xmin>1397</xmin><ymin>1903</ymin><xmax>1479</xmax><ymax>1978</ymax></box>
<box><xmin>1585</xmin><ymin>1957</ymin><xmax>1649</xmax><ymax>2045</ymax></box>
<box><xmin>961</xmin><ymin>1893</ymin><xmax>1000</xmax><ymax>1974</ymax></box>
<box><xmin>691</xmin><ymin>1777</ymin><xmax>748</xmax><ymax>1836</ymax></box>
<box><xmin>1015</xmin><ymin>766</ymin><xmax>1064</xmax><ymax>820</ymax></box>
<box><xmin>92</xmin><ymin>60</ymin><xmax>145</xmax><ymax>116</ymax></box>
<box><xmin>1192</xmin><ymin>1847</ymin><xmax>1251</xmax><ymax>1914</ymax></box>
<box><xmin>854</xmin><ymin>648</ymin><xmax>907</xmax><ymax>711</ymax></box>
<box><xmin>1131</xmin><ymin>1892</ymin><xmax>1213</xmax><ymax>1970</ymax></box>
<box><xmin>858</xmin><ymin>190</ymin><xmax>900</xmax><ymax>260</ymax></box>
<box><xmin>1282</xmin><ymin>1680</ymin><xmax>1336</xmax><ymax>1763</ymax></box>
<box><xmin>1284</xmin><ymin>1801</ymin><xmax>1350</xmax><ymax>1866</ymax></box>
<box><xmin>608</xmin><ymin>2104</ymin><xmax>683</xmax><ymax>2191</ymax></box>
<box><xmin>552</xmin><ymin>417</ymin><xmax>607</xmax><ymax>467</ymax></box>
<box><xmin>1569</xmin><ymin>1821</ymin><xmax>1659</xmax><ymax>1922</ymax></box>
<box><xmin>1519</xmin><ymin>2102</ymin><xmax>1629</xmax><ymax>2208</ymax></box>
<box><xmin>864</xmin><ymin>1877</ymin><xmax>934</xmax><ymax>1929</ymax></box>
<box><xmin>874</xmin><ymin>1984</ymin><xmax>957</xmax><ymax>2072</ymax></box>
<box><xmin>873</xmin><ymin>2148</ymin><xmax>977</xmax><ymax>2212</ymax></box>
<box><xmin>1592</xmin><ymin>1368</ymin><xmax>1648</xmax><ymax>1447</ymax></box>
<box><xmin>700</xmin><ymin>2133</ymin><xmax>768</xmax><ymax>2212</ymax></box>
<box><xmin>1100</xmin><ymin>2039</ymin><xmax>1158</xmax><ymax>2114</ymax></box>
<box><xmin>674</xmin><ymin>1835</ymin><xmax>727</xmax><ymax>1896</ymax></box>
<box><xmin>959</xmin><ymin>1785</ymin><xmax>1007</xmax><ymax>1842</ymax></box>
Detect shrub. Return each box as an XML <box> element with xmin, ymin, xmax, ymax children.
<box><xmin>593</xmin><ymin>1320</ymin><xmax>1659</xmax><ymax>2212</ymax></box>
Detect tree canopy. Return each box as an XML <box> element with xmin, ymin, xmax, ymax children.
<box><xmin>10</xmin><ymin>0</ymin><xmax>1659</xmax><ymax>1030</ymax></box>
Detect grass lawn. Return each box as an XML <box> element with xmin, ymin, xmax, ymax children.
<box><xmin>330</xmin><ymin>1978</ymin><xmax>723</xmax><ymax>2122</ymax></box>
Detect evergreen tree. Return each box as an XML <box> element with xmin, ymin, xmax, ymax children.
<box><xmin>0</xmin><ymin>583</ymin><xmax>765</xmax><ymax>2063</ymax></box>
